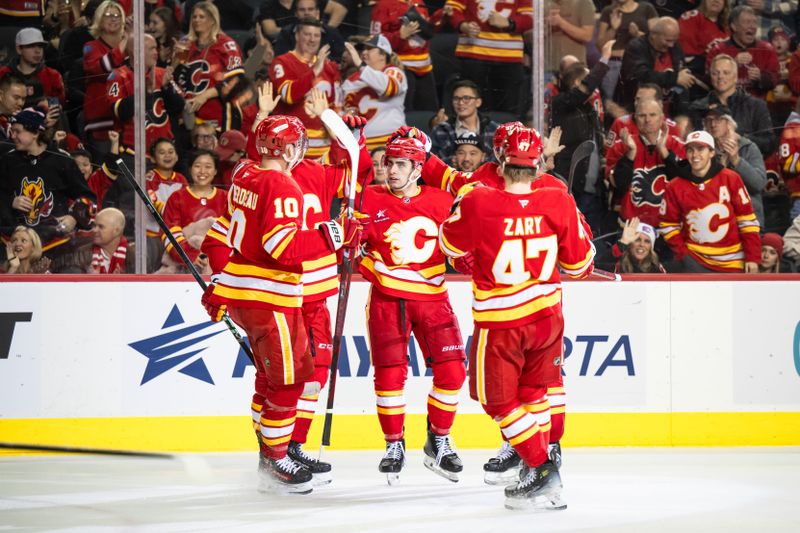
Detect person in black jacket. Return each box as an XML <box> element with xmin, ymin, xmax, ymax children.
<box><xmin>619</xmin><ymin>16</ymin><xmax>696</xmax><ymax>114</ymax></box>
<box><xmin>0</xmin><ymin>106</ymin><xmax>94</xmax><ymax>258</ymax></box>
<box><xmin>550</xmin><ymin>39</ymin><xmax>614</xmax><ymax>235</ymax></box>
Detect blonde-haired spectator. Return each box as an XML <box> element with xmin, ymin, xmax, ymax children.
<box><xmin>2</xmin><ymin>226</ymin><xmax>50</xmax><ymax>274</ymax></box>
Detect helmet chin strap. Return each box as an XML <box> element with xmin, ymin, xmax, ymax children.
<box><xmin>389</xmin><ymin>164</ymin><xmax>422</xmax><ymax>193</ymax></box>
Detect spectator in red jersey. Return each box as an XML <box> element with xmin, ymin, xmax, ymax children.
<box><xmin>440</xmin><ymin>0</ymin><xmax>533</xmax><ymax>115</ymax></box>
<box><xmin>173</xmin><ymin>1</ymin><xmax>245</xmax><ymax>133</ymax></box>
<box><xmin>692</xmin><ymin>53</ymin><xmax>777</xmax><ymax>155</ymax></box>
<box><xmin>597</xmin><ymin>0</ymin><xmax>658</xmax><ymax>100</ymax></box>
<box><xmin>271</xmin><ymin>18</ymin><xmax>341</xmax><ymax>159</ymax></box>
<box><xmin>82</xmin><ymin>0</ymin><xmax>128</xmax><ymax>160</ymax></box>
<box><xmin>2</xmin><ymin>226</ymin><xmax>50</xmax><ymax>274</ymax></box>
<box><xmin>71</xmin><ymin>149</ymin><xmax>93</xmax><ymax>180</ymax></box>
<box><xmin>371</xmin><ymin>0</ymin><xmax>437</xmax><ymax>111</ymax></box>
<box><xmin>274</xmin><ymin>0</ymin><xmax>345</xmax><ymax>62</ymax></box>
<box><xmin>606</xmin><ymin>98</ymin><xmax>686</xmax><ymax>228</ymax></box>
<box><xmin>0</xmin><ymin>0</ymin><xmax>45</xmax><ymax>28</ymax></box>
<box><xmin>777</xmin><ymin>100</ymin><xmax>800</xmax><ymax>220</ymax></box>
<box><xmin>660</xmin><ymin>130</ymin><xmax>761</xmax><ymax>272</ymax></box>
<box><xmin>159</xmin><ymin>149</ymin><xmax>226</xmax><ymax>274</ymax></box>
<box><xmin>0</xmin><ymin>28</ymin><xmax>65</xmax><ymax>108</ymax></box>
<box><xmin>678</xmin><ymin>0</ymin><xmax>729</xmax><ymax>88</ymax></box>
<box><xmin>619</xmin><ymin>17</ymin><xmax>696</xmax><ymax>113</ymax></box>
<box><xmin>606</xmin><ymin>82</ymin><xmax>684</xmax><ymax>147</ymax></box>
<box><xmin>0</xmin><ymin>75</ymin><xmax>27</xmax><ymax>148</ymax></box>
<box><xmin>706</xmin><ymin>5</ymin><xmax>780</xmax><ymax>99</ymax></box>
<box><xmin>703</xmin><ymin>105</ymin><xmax>767</xmax><ymax>226</ymax></box>
<box><xmin>758</xmin><ymin>231</ymin><xmax>785</xmax><ymax>272</ymax></box>
<box><xmin>148</xmin><ymin>5</ymin><xmax>182</xmax><ymax>68</ymax></box>
<box><xmin>213</xmin><ymin>129</ymin><xmax>245</xmax><ymax>188</ymax></box>
<box><xmin>612</xmin><ymin>216</ymin><xmax>666</xmax><ymax>273</ymax></box>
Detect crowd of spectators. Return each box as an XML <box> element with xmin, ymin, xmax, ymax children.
<box><xmin>0</xmin><ymin>0</ymin><xmax>799</xmax><ymax>274</ymax></box>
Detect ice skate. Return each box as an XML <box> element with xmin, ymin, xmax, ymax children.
<box><xmin>288</xmin><ymin>440</ymin><xmax>332</xmax><ymax>486</ymax></box>
<box><xmin>378</xmin><ymin>439</ymin><xmax>405</xmax><ymax>485</ymax></box>
<box><xmin>423</xmin><ymin>430</ymin><xmax>462</xmax><ymax>482</ymax></box>
<box><xmin>504</xmin><ymin>460</ymin><xmax>566</xmax><ymax>511</ymax></box>
<box><xmin>483</xmin><ymin>441</ymin><xmax>522</xmax><ymax>485</ymax></box>
<box><xmin>257</xmin><ymin>454</ymin><xmax>313</xmax><ymax>495</ymax></box>
<box><xmin>548</xmin><ymin>441</ymin><xmax>562</xmax><ymax>470</ymax></box>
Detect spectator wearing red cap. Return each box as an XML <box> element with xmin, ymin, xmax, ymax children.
<box><xmin>759</xmin><ymin>232</ymin><xmax>785</xmax><ymax>272</ymax></box>
<box><xmin>214</xmin><ymin>129</ymin><xmax>246</xmax><ymax>188</ymax></box>
<box><xmin>660</xmin><ymin>130</ymin><xmax>762</xmax><ymax>272</ymax></box>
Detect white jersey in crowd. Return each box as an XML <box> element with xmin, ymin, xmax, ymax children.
<box><xmin>342</xmin><ymin>64</ymin><xmax>408</xmax><ymax>148</ymax></box>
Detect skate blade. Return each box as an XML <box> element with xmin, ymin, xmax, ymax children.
<box><xmin>423</xmin><ymin>456</ymin><xmax>460</xmax><ymax>483</ymax></box>
<box><xmin>257</xmin><ymin>475</ymin><xmax>314</xmax><ymax>495</ymax></box>
<box><xmin>385</xmin><ymin>473</ymin><xmax>401</xmax><ymax>486</ymax></box>
<box><xmin>311</xmin><ymin>471</ymin><xmax>332</xmax><ymax>486</ymax></box>
<box><xmin>483</xmin><ymin>467</ymin><xmax>522</xmax><ymax>486</ymax></box>
<box><xmin>504</xmin><ymin>489</ymin><xmax>566</xmax><ymax>511</ymax></box>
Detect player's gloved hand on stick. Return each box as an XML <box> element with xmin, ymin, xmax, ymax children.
<box><xmin>451</xmin><ymin>252</ymin><xmax>475</xmax><ymax>275</ymax></box>
<box><xmin>201</xmin><ymin>283</ymin><xmax>227</xmax><ymax>322</ymax></box>
<box><xmin>319</xmin><ymin>213</ymin><xmax>364</xmax><ymax>251</ymax></box>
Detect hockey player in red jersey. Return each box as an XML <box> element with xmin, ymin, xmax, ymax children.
<box><xmin>440</xmin><ymin>126</ymin><xmax>595</xmax><ymax>510</ymax></box>
<box><xmin>200</xmin><ymin>115</ymin><xmax>362</xmax><ymax>495</ymax></box>
<box><xmin>242</xmin><ymin>85</ymin><xmax>372</xmax><ymax>485</ymax></box>
<box><xmin>358</xmin><ymin>136</ymin><xmax>467</xmax><ymax>484</ymax></box>
<box><xmin>660</xmin><ymin>130</ymin><xmax>761</xmax><ymax>272</ymax></box>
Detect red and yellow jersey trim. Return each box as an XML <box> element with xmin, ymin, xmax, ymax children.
<box><xmin>359</xmin><ymin>254</ymin><xmax>447</xmax><ymax>299</ymax></box>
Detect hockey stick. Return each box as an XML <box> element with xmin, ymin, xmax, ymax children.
<box><xmin>319</xmin><ymin>111</ymin><xmax>361</xmax><ymax>449</ymax></box>
<box><xmin>567</xmin><ymin>140</ymin><xmax>595</xmax><ymax>195</ymax></box>
<box><xmin>116</xmin><ymin>158</ymin><xmax>254</xmax><ymax>365</ymax></box>
<box><xmin>591</xmin><ymin>268</ymin><xmax>621</xmax><ymax>281</ymax></box>
<box><xmin>0</xmin><ymin>442</ymin><xmax>174</xmax><ymax>459</ymax></box>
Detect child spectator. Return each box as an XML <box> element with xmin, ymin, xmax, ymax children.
<box><xmin>613</xmin><ymin>216</ymin><xmax>666</xmax><ymax>273</ymax></box>
<box><xmin>159</xmin><ymin>149</ymin><xmax>226</xmax><ymax>273</ymax></box>
<box><xmin>2</xmin><ymin>226</ymin><xmax>50</xmax><ymax>273</ymax></box>
<box><xmin>145</xmin><ymin>138</ymin><xmax>187</xmax><ymax>270</ymax></box>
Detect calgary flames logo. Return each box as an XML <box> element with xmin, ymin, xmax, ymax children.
<box><xmin>175</xmin><ymin>60</ymin><xmax>211</xmax><ymax>97</ymax></box>
<box><xmin>630</xmin><ymin>168</ymin><xmax>668</xmax><ymax>208</ymax></box>
<box><xmin>686</xmin><ymin>203</ymin><xmax>730</xmax><ymax>244</ymax></box>
<box><xmin>384</xmin><ymin>216</ymin><xmax>438</xmax><ymax>265</ymax></box>
<box><xmin>20</xmin><ymin>176</ymin><xmax>53</xmax><ymax>226</ymax></box>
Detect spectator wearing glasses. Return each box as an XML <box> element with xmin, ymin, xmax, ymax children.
<box><xmin>430</xmin><ymin>79</ymin><xmax>498</xmax><ymax>165</ymax></box>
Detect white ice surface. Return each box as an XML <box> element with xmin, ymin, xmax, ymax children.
<box><xmin>1</xmin><ymin>448</ymin><xmax>799</xmax><ymax>532</ymax></box>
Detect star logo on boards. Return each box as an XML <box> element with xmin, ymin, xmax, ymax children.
<box><xmin>519</xmin><ymin>200</ymin><xmax>529</xmax><ymax>208</ymax></box>
<box><xmin>128</xmin><ymin>304</ymin><xmax>226</xmax><ymax>385</ymax></box>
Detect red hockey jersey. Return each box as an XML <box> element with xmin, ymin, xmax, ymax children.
<box><xmin>82</xmin><ymin>38</ymin><xmax>127</xmax><ymax>137</ymax></box>
<box><xmin>271</xmin><ymin>51</ymin><xmax>341</xmax><ymax>158</ymax></box>
<box><xmin>605</xmin><ymin>114</ymin><xmax>680</xmax><ymax>148</ymax></box>
<box><xmin>0</xmin><ymin>0</ymin><xmax>43</xmax><ymax>17</ymax></box>
<box><xmin>107</xmin><ymin>65</ymin><xmax>174</xmax><ymax>150</ymax></box>
<box><xmin>440</xmin><ymin>186</ymin><xmax>594</xmax><ymax>329</ymax></box>
<box><xmin>0</xmin><ymin>63</ymin><xmax>65</xmax><ymax>105</ymax></box>
<box><xmin>678</xmin><ymin>9</ymin><xmax>728</xmax><ymax>57</ymax></box>
<box><xmin>706</xmin><ymin>38</ymin><xmax>779</xmax><ymax>98</ymax></box>
<box><xmin>145</xmin><ymin>170</ymin><xmax>188</xmax><ymax>236</ymax></box>
<box><xmin>606</xmin><ymin>133</ymin><xmax>686</xmax><ymax>226</ymax></box>
<box><xmin>359</xmin><ymin>185</ymin><xmax>454</xmax><ymax>300</ymax></box>
<box><xmin>659</xmin><ymin>168</ymin><xmax>761</xmax><ymax>272</ymax></box>
<box><xmin>371</xmin><ymin>0</ymin><xmax>432</xmax><ymax>75</ymax></box>
<box><xmin>176</xmin><ymin>33</ymin><xmax>244</xmax><ymax>128</ymax></box>
<box><xmin>443</xmin><ymin>0</ymin><xmax>532</xmax><ymax>63</ymax></box>
<box><xmin>777</xmin><ymin>111</ymin><xmax>800</xmax><ymax>199</ymax></box>
<box><xmin>162</xmin><ymin>187</ymin><xmax>227</xmax><ymax>263</ymax></box>
<box><xmin>201</xmin><ymin>160</ymin><xmax>334</xmax><ymax>311</ymax></box>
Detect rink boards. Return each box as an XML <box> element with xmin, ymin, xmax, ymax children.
<box><xmin>1</xmin><ymin>275</ymin><xmax>799</xmax><ymax>451</ymax></box>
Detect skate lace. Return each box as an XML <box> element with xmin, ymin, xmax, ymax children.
<box><xmin>491</xmin><ymin>441</ymin><xmax>515</xmax><ymax>463</ymax></box>
<box><xmin>275</xmin><ymin>455</ymin><xmax>303</xmax><ymax>475</ymax></box>
<box><xmin>384</xmin><ymin>440</ymin><xmax>405</xmax><ymax>460</ymax></box>
<box><xmin>434</xmin><ymin>435</ymin><xmax>457</xmax><ymax>466</ymax></box>
<box><xmin>293</xmin><ymin>443</ymin><xmax>319</xmax><ymax>464</ymax></box>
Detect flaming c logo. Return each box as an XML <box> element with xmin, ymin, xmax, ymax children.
<box><xmin>20</xmin><ymin>176</ymin><xmax>53</xmax><ymax>226</ymax></box>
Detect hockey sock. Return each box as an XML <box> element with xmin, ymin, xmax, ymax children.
<box><xmin>520</xmin><ymin>387</ymin><xmax>551</xmax><ymax>443</ymax></box>
<box><xmin>427</xmin><ymin>360</ymin><xmax>466</xmax><ymax>435</ymax></box>
<box><xmin>290</xmin><ymin>365</ymin><xmax>330</xmax><ymax>444</ymax></box>
<box><xmin>374</xmin><ymin>365</ymin><xmax>407</xmax><ymax>441</ymax></box>
<box><xmin>485</xmin><ymin>402</ymin><xmax>548</xmax><ymax>468</ymax></box>
<box><xmin>260</xmin><ymin>381</ymin><xmax>304</xmax><ymax>460</ymax></box>
<box><xmin>251</xmin><ymin>371</ymin><xmax>268</xmax><ymax>432</ymax></box>
<box><xmin>547</xmin><ymin>385</ymin><xmax>566</xmax><ymax>443</ymax></box>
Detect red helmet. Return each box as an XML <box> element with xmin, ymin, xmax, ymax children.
<box><xmin>493</xmin><ymin>121</ymin><xmax>525</xmax><ymax>157</ymax></box>
<box><xmin>504</xmin><ymin>127</ymin><xmax>544</xmax><ymax>167</ymax></box>
<box><xmin>253</xmin><ymin>115</ymin><xmax>308</xmax><ymax>162</ymax></box>
<box><xmin>383</xmin><ymin>137</ymin><xmax>426</xmax><ymax>165</ymax></box>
